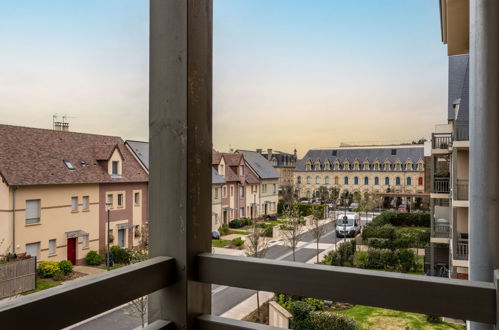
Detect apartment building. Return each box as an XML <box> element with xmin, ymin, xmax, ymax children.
<box><xmin>236</xmin><ymin>150</ymin><xmax>280</xmax><ymax>216</ymax></box>
<box><xmin>0</xmin><ymin>125</ymin><xmax>148</xmax><ymax>264</ymax></box>
<box><xmin>258</xmin><ymin>148</ymin><xmax>297</xmax><ymax>187</ymax></box>
<box><xmin>429</xmin><ymin>56</ymin><xmax>470</xmax><ymax>280</ymax></box>
<box><xmin>294</xmin><ymin>145</ymin><xmax>426</xmax><ymax>207</ymax></box>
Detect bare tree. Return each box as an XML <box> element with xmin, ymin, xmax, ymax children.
<box><xmin>309</xmin><ymin>207</ymin><xmax>327</xmax><ymax>263</ymax></box>
<box><xmin>125</xmin><ymin>225</ymin><xmax>149</xmax><ymax>327</ymax></box>
<box><xmin>245</xmin><ymin>224</ymin><xmax>270</xmax><ymax>322</ymax></box>
<box><xmin>281</xmin><ymin>204</ymin><xmax>302</xmax><ymax>262</ymax></box>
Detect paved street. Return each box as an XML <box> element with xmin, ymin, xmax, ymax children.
<box><xmin>71</xmin><ymin>213</ymin><xmax>373</xmax><ymax>329</ymax></box>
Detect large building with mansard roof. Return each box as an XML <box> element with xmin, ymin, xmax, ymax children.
<box><xmin>294</xmin><ymin>145</ymin><xmax>426</xmax><ymax>202</ymax></box>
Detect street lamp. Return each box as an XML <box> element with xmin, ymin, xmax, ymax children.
<box><xmin>343</xmin><ymin>198</ymin><xmax>349</xmax><ymax>243</ymax></box>
<box><xmin>105</xmin><ymin>202</ymin><xmax>112</xmax><ymax>268</ymax></box>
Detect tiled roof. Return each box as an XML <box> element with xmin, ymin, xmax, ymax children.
<box><xmin>295</xmin><ymin>147</ymin><xmax>424</xmax><ymax>171</ymax></box>
<box><xmin>448</xmin><ymin>55</ymin><xmax>469</xmax><ymax>123</ymax></box>
<box><xmin>0</xmin><ymin>124</ymin><xmax>148</xmax><ymax>186</ymax></box>
<box><xmin>223</xmin><ymin>153</ymin><xmax>243</xmax><ymax>166</ymax></box>
<box><xmin>237</xmin><ymin>150</ymin><xmax>279</xmax><ymax>179</ymax></box>
<box><xmin>245</xmin><ymin>170</ymin><xmax>260</xmax><ymax>184</ymax></box>
<box><xmin>125</xmin><ymin>140</ymin><xmax>149</xmax><ymax>170</ymax></box>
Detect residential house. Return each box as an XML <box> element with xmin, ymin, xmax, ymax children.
<box><xmin>237</xmin><ymin>150</ymin><xmax>280</xmax><ymax>216</ymax></box>
<box><xmin>0</xmin><ymin>124</ymin><xmax>148</xmax><ymax>264</ymax></box>
<box><xmin>258</xmin><ymin>148</ymin><xmax>297</xmax><ymax>188</ymax></box>
<box><xmin>294</xmin><ymin>145</ymin><xmax>427</xmax><ymax>207</ymax></box>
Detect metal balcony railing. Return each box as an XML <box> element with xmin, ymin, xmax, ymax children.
<box><xmin>456</xmin><ymin>179</ymin><xmax>469</xmax><ymax>201</ymax></box>
<box><xmin>434</xmin><ymin>177</ymin><xmax>450</xmax><ymax>193</ymax></box>
<box><xmin>432</xmin><ymin>133</ymin><xmax>452</xmax><ymax>149</ymax></box>
<box><xmin>433</xmin><ymin>222</ymin><xmax>451</xmax><ymax>238</ymax></box>
<box><xmin>455</xmin><ymin>238</ymin><xmax>469</xmax><ymax>260</ymax></box>
<box><xmin>455</xmin><ymin>122</ymin><xmax>469</xmax><ymax>141</ymax></box>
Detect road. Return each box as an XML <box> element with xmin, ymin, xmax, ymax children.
<box><xmin>72</xmin><ymin>214</ymin><xmax>373</xmax><ymax>329</ymax></box>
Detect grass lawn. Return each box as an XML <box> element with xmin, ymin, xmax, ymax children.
<box><xmin>229</xmin><ymin>230</ymin><xmax>249</xmax><ymax>235</ymax></box>
<box><xmin>212</xmin><ymin>239</ymin><xmax>230</xmax><ymax>248</ymax></box>
<box><xmin>335</xmin><ymin>305</ymin><xmax>465</xmax><ymax>330</ymax></box>
<box><xmin>100</xmin><ymin>264</ymin><xmax>122</xmax><ymax>271</ymax></box>
<box><xmin>22</xmin><ymin>278</ymin><xmax>61</xmax><ymax>295</ymax></box>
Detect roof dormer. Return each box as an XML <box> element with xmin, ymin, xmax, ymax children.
<box><xmin>108</xmin><ymin>147</ymin><xmax>124</xmax><ymax>177</ymax></box>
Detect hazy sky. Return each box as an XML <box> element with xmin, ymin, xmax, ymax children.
<box><xmin>0</xmin><ymin>1</ymin><xmax>447</xmax><ymax>158</ymax></box>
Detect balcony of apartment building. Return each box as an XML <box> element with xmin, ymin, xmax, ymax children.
<box><xmin>431</xmin><ymin>156</ymin><xmax>451</xmax><ymax>199</ymax></box>
<box><xmin>431</xmin><ymin>198</ymin><xmax>451</xmax><ymax>244</ymax></box>
<box><xmin>452</xmin><ymin>148</ymin><xmax>469</xmax><ymax>207</ymax></box>
<box><xmin>451</xmin><ymin>206</ymin><xmax>469</xmax><ymax>279</ymax></box>
<box><xmin>431</xmin><ymin>124</ymin><xmax>453</xmax><ymax>154</ymax></box>
<box><xmin>453</xmin><ymin>121</ymin><xmax>470</xmax><ymax>148</ymax></box>
<box><xmin>3</xmin><ymin>1</ymin><xmax>499</xmax><ymax>329</ymax></box>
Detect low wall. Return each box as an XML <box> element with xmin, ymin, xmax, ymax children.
<box><xmin>269</xmin><ymin>301</ymin><xmax>292</xmax><ymax>328</ymax></box>
<box><xmin>0</xmin><ymin>258</ymin><xmax>36</xmax><ymax>299</ymax></box>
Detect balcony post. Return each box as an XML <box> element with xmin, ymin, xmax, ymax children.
<box><xmin>149</xmin><ymin>0</ymin><xmax>212</xmax><ymax>328</ymax></box>
<box><xmin>470</xmin><ymin>0</ymin><xmax>499</xmax><ymax>329</ymax></box>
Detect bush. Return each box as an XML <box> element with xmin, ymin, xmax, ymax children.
<box><xmin>110</xmin><ymin>245</ymin><xmax>131</xmax><ymax>264</ymax></box>
<box><xmin>367</xmin><ymin>248</ymin><xmax>396</xmax><ymax>269</ymax></box>
<box><xmin>426</xmin><ymin>314</ymin><xmax>442</xmax><ymax>323</ymax></box>
<box><xmin>85</xmin><ymin>250</ymin><xmax>102</xmax><ymax>266</ymax></box>
<box><xmin>229</xmin><ymin>219</ymin><xmax>242</xmax><ymax>228</ymax></box>
<box><xmin>353</xmin><ymin>251</ymin><xmax>369</xmax><ymax>269</ymax></box>
<box><xmin>367</xmin><ymin>237</ymin><xmax>392</xmax><ymax>249</ymax></box>
<box><xmin>58</xmin><ymin>260</ymin><xmax>73</xmax><ymax>275</ymax></box>
<box><xmin>372</xmin><ymin>210</ymin><xmax>430</xmax><ymax>227</ymax></box>
<box><xmin>260</xmin><ymin>223</ymin><xmax>274</xmax><ymax>237</ymax></box>
<box><xmin>53</xmin><ymin>270</ymin><xmax>66</xmax><ymax>281</ymax></box>
<box><xmin>38</xmin><ymin>261</ymin><xmax>60</xmax><ymax>278</ymax></box>
<box><xmin>308</xmin><ymin>311</ymin><xmax>357</xmax><ymax>330</ymax></box>
<box><xmin>289</xmin><ymin>301</ymin><xmax>315</xmax><ymax>330</ymax></box>
<box><xmin>323</xmin><ymin>241</ymin><xmax>356</xmax><ymax>267</ymax></box>
<box><xmin>362</xmin><ymin>223</ymin><xmax>396</xmax><ymax>241</ymax></box>
<box><xmin>239</xmin><ymin>217</ymin><xmax>252</xmax><ymax>226</ymax></box>
<box><xmin>395</xmin><ymin>248</ymin><xmax>417</xmax><ymax>272</ymax></box>
<box><xmin>218</xmin><ymin>224</ymin><xmax>229</xmax><ymax>235</ymax></box>
<box><xmin>231</xmin><ymin>237</ymin><xmax>244</xmax><ymax>247</ymax></box>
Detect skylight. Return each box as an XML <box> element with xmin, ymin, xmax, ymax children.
<box><xmin>64</xmin><ymin>160</ymin><xmax>75</xmax><ymax>170</ymax></box>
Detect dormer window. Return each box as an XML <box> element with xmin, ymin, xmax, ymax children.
<box><xmin>112</xmin><ymin>161</ymin><xmax>119</xmax><ymax>175</ymax></box>
<box><xmin>384</xmin><ymin>161</ymin><xmax>391</xmax><ymax>171</ymax></box>
<box><xmin>374</xmin><ymin>160</ymin><xmax>380</xmax><ymax>171</ymax></box>
<box><xmin>395</xmin><ymin>161</ymin><xmax>402</xmax><ymax>171</ymax></box>
<box><xmin>64</xmin><ymin>160</ymin><xmax>75</xmax><ymax>170</ymax></box>
<box><xmin>305</xmin><ymin>160</ymin><xmax>312</xmax><ymax>171</ymax></box>
<box><xmin>333</xmin><ymin>160</ymin><xmax>340</xmax><ymax>170</ymax></box>
<box><xmin>314</xmin><ymin>161</ymin><xmax>321</xmax><ymax>171</ymax></box>
<box><xmin>363</xmin><ymin>161</ymin><xmax>370</xmax><ymax>171</ymax></box>
<box><xmin>107</xmin><ymin>147</ymin><xmax>123</xmax><ymax>177</ymax></box>
<box><xmin>353</xmin><ymin>161</ymin><xmax>360</xmax><ymax>171</ymax></box>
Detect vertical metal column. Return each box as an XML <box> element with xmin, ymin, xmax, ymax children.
<box><xmin>470</xmin><ymin>0</ymin><xmax>499</xmax><ymax>329</ymax></box>
<box><xmin>149</xmin><ymin>0</ymin><xmax>212</xmax><ymax>328</ymax></box>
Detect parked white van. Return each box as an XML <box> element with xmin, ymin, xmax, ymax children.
<box><xmin>335</xmin><ymin>214</ymin><xmax>361</xmax><ymax>238</ymax></box>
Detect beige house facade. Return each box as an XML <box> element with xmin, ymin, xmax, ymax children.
<box><xmin>294</xmin><ymin>145</ymin><xmax>426</xmax><ymax>204</ymax></box>
<box><xmin>0</xmin><ymin>125</ymin><xmax>149</xmax><ymax>265</ymax></box>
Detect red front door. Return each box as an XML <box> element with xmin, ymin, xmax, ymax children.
<box><xmin>67</xmin><ymin>238</ymin><xmax>76</xmax><ymax>265</ymax></box>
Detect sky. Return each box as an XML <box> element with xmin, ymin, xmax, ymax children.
<box><xmin>0</xmin><ymin>1</ymin><xmax>447</xmax><ymax>158</ymax></box>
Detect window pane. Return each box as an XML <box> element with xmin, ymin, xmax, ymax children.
<box><xmin>26</xmin><ymin>199</ymin><xmax>40</xmax><ymax>224</ymax></box>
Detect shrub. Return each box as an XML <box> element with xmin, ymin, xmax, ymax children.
<box><xmin>85</xmin><ymin>250</ymin><xmax>102</xmax><ymax>266</ymax></box>
<box><xmin>261</xmin><ymin>223</ymin><xmax>274</xmax><ymax>237</ymax></box>
<box><xmin>367</xmin><ymin>237</ymin><xmax>392</xmax><ymax>249</ymax></box>
<box><xmin>353</xmin><ymin>251</ymin><xmax>369</xmax><ymax>269</ymax></box>
<box><xmin>396</xmin><ymin>248</ymin><xmax>417</xmax><ymax>272</ymax></box>
<box><xmin>38</xmin><ymin>261</ymin><xmax>60</xmax><ymax>278</ymax></box>
<box><xmin>239</xmin><ymin>217</ymin><xmax>252</xmax><ymax>226</ymax></box>
<box><xmin>289</xmin><ymin>301</ymin><xmax>315</xmax><ymax>330</ymax></box>
<box><xmin>218</xmin><ymin>224</ymin><xmax>229</xmax><ymax>235</ymax></box>
<box><xmin>303</xmin><ymin>298</ymin><xmax>324</xmax><ymax>311</ymax></box>
<box><xmin>367</xmin><ymin>248</ymin><xmax>396</xmax><ymax>269</ymax></box>
<box><xmin>308</xmin><ymin>311</ymin><xmax>357</xmax><ymax>330</ymax></box>
<box><xmin>58</xmin><ymin>260</ymin><xmax>73</xmax><ymax>275</ymax></box>
<box><xmin>53</xmin><ymin>270</ymin><xmax>66</xmax><ymax>281</ymax></box>
<box><xmin>372</xmin><ymin>210</ymin><xmax>430</xmax><ymax>227</ymax></box>
<box><xmin>362</xmin><ymin>223</ymin><xmax>396</xmax><ymax>241</ymax></box>
<box><xmin>231</xmin><ymin>237</ymin><xmax>244</xmax><ymax>247</ymax></box>
<box><xmin>110</xmin><ymin>245</ymin><xmax>131</xmax><ymax>264</ymax></box>
<box><xmin>323</xmin><ymin>250</ymin><xmax>341</xmax><ymax>266</ymax></box>
<box><xmin>323</xmin><ymin>241</ymin><xmax>356</xmax><ymax>267</ymax></box>
<box><xmin>229</xmin><ymin>219</ymin><xmax>242</xmax><ymax>228</ymax></box>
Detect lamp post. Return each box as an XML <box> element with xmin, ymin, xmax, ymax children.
<box><xmin>343</xmin><ymin>198</ymin><xmax>349</xmax><ymax>243</ymax></box>
<box><xmin>105</xmin><ymin>202</ymin><xmax>112</xmax><ymax>268</ymax></box>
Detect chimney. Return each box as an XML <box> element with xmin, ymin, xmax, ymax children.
<box><xmin>267</xmin><ymin>149</ymin><xmax>272</xmax><ymax>160</ymax></box>
<box><xmin>53</xmin><ymin>122</ymin><xmax>69</xmax><ymax>131</ymax></box>
<box><xmin>256</xmin><ymin>149</ymin><xmax>262</xmax><ymax>154</ymax></box>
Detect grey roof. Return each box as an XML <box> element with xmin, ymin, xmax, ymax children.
<box><xmin>212</xmin><ymin>168</ymin><xmax>225</xmax><ymax>184</ymax></box>
<box><xmin>448</xmin><ymin>55</ymin><xmax>469</xmax><ymax>122</ymax></box>
<box><xmin>295</xmin><ymin>147</ymin><xmax>424</xmax><ymax>171</ymax></box>
<box><xmin>261</xmin><ymin>151</ymin><xmax>296</xmax><ymax>168</ymax></box>
<box><xmin>237</xmin><ymin>150</ymin><xmax>280</xmax><ymax>179</ymax></box>
<box><xmin>126</xmin><ymin>141</ymin><xmax>226</xmax><ymax>185</ymax></box>
<box><xmin>126</xmin><ymin>140</ymin><xmax>149</xmax><ymax>170</ymax></box>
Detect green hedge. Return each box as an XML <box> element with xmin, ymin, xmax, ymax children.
<box><xmin>372</xmin><ymin>210</ymin><xmax>430</xmax><ymax>227</ymax></box>
<box><xmin>278</xmin><ymin>203</ymin><xmax>325</xmax><ymax>217</ymax></box>
<box><xmin>110</xmin><ymin>245</ymin><xmax>131</xmax><ymax>264</ymax></box>
<box><xmin>229</xmin><ymin>218</ymin><xmax>252</xmax><ymax>228</ymax></box>
<box><xmin>362</xmin><ymin>224</ymin><xmax>396</xmax><ymax>241</ymax></box>
<box><xmin>361</xmin><ymin>248</ymin><xmax>417</xmax><ymax>272</ymax></box>
<box><xmin>308</xmin><ymin>311</ymin><xmax>357</xmax><ymax>330</ymax></box>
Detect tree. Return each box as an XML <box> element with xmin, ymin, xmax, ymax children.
<box><xmin>281</xmin><ymin>204</ymin><xmax>303</xmax><ymax>262</ymax></box>
<box><xmin>316</xmin><ymin>186</ymin><xmax>329</xmax><ymax>201</ymax></box>
<box><xmin>352</xmin><ymin>191</ymin><xmax>362</xmax><ymax>205</ymax></box>
<box><xmin>329</xmin><ymin>187</ymin><xmax>340</xmax><ymax>205</ymax></box>
<box><xmin>125</xmin><ymin>225</ymin><xmax>149</xmax><ymax>328</ymax></box>
<box><xmin>309</xmin><ymin>207</ymin><xmax>327</xmax><ymax>263</ymax></box>
<box><xmin>245</xmin><ymin>224</ymin><xmax>270</xmax><ymax>322</ymax></box>
<box><xmin>281</xmin><ymin>184</ymin><xmax>297</xmax><ymax>204</ymax></box>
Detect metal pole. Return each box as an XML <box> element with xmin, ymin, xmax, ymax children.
<box><xmin>107</xmin><ymin>208</ymin><xmax>110</xmax><ymax>268</ymax></box>
<box><xmin>470</xmin><ymin>1</ymin><xmax>499</xmax><ymax>329</ymax></box>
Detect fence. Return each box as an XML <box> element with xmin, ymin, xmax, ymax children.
<box><xmin>0</xmin><ymin>258</ymin><xmax>36</xmax><ymax>299</ymax></box>
<box><xmin>433</xmin><ymin>178</ymin><xmax>450</xmax><ymax>194</ymax></box>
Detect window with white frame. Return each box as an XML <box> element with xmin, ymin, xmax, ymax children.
<box><xmin>48</xmin><ymin>239</ymin><xmax>56</xmax><ymax>255</ymax></box>
<box><xmin>417</xmin><ymin>161</ymin><xmax>424</xmax><ymax>171</ymax></box>
<box><xmin>343</xmin><ymin>161</ymin><xmax>350</xmax><ymax>170</ymax></box>
<box><xmin>25</xmin><ymin>242</ymin><xmax>40</xmax><ymax>258</ymax></box>
<box><xmin>82</xmin><ymin>196</ymin><xmax>89</xmax><ymax>211</ymax></box>
<box><xmin>82</xmin><ymin>235</ymin><xmax>89</xmax><ymax>248</ymax></box>
<box><xmin>384</xmin><ymin>161</ymin><xmax>391</xmax><ymax>171</ymax></box>
<box><xmin>353</xmin><ymin>161</ymin><xmax>360</xmax><ymax>170</ymax></box>
<box><xmin>71</xmin><ymin>196</ymin><xmax>78</xmax><ymax>212</ymax></box>
<box><xmin>374</xmin><ymin>161</ymin><xmax>380</xmax><ymax>171</ymax></box>
<box><xmin>134</xmin><ymin>192</ymin><xmax>140</xmax><ymax>205</ymax></box>
<box><xmin>333</xmin><ymin>161</ymin><xmax>340</xmax><ymax>170</ymax></box>
<box><xmin>112</xmin><ymin>161</ymin><xmax>119</xmax><ymax>175</ymax></box>
<box><xmin>363</xmin><ymin>161</ymin><xmax>370</xmax><ymax>170</ymax></box>
<box><xmin>316</xmin><ymin>176</ymin><xmax>320</xmax><ymax>184</ymax></box>
<box><xmin>395</xmin><ymin>161</ymin><xmax>402</xmax><ymax>171</ymax></box>
<box><xmin>314</xmin><ymin>161</ymin><xmax>321</xmax><ymax>171</ymax></box>
<box><xmin>25</xmin><ymin>199</ymin><xmax>41</xmax><ymax>224</ymax></box>
<box><xmin>107</xmin><ymin>194</ymin><xmax>113</xmax><ymax>207</ymax></box>
<box><xmin>214</xmin><ymin>188</ymin><xmax>218</xmax><ymax>199</ymax></box>
<box><xmin>240</xmin><ymin>186</ymin><xmax>244</xmax><ymax>198</ymax></box>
